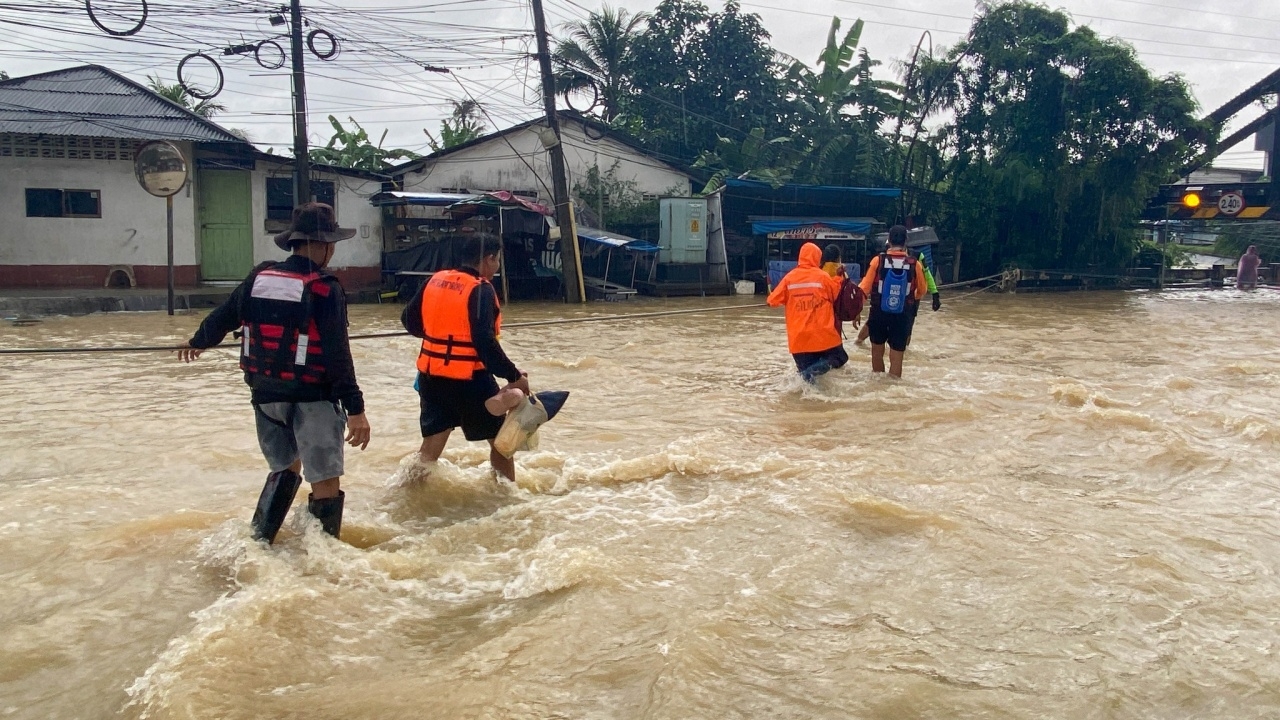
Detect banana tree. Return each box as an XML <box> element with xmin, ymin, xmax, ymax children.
<box><xmin>784</xmin><ymin>17</ymin><xmax>899</xmax><ymax>186</ymax></box>
<box><xmin>424</xmin><ymin>100</ymin><xmax>486</xmax><ymax>152</ymax></box>
<box><xmin>693</xmin><ymin>127</ymin><xmax>803</xmax><ymax>195</ymax></box>
<box><xmin>309</xmin><ymin>116</ymin><xmax>419</xmax><ymax>171</ymax></box>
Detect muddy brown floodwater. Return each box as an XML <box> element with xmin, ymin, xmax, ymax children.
<box><xmin>1</xmin><ymin>289</ymin><xmax>1279</xmax><ymax>719</ymax></box>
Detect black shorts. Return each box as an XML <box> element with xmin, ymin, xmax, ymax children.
<box><xmin>418</xmin><ymin>372</ymin><xmax>504</xmax><ymax>441</ymax></box>
<box><xmin>867</xmin><ymin>308</ymin><xmax>916</xmax><ymax>352</ymax></box>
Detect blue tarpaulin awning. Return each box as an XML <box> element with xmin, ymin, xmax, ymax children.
<box><xmin>577</xmin><ymin>227</ymin><xmax>659</xmax><ymax>253</ymax></box>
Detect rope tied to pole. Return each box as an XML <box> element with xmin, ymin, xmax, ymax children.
<box><xmin>0</xmin><ymin>303</ymin><xmax>771</xmax><ymax>356</ymax></box>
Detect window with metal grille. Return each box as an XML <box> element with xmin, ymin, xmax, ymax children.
<box><xmin>25</xmin><ymin>188</ymin><xmax>101</xmax><ymax>218</ymax></box>
<box><xmin>266</xmin><ymin>177</ymin><xmax>336</xmax><ymax>221</ymax></box>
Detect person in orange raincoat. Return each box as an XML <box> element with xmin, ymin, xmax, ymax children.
<box><xmin>767</xmin><ymin>241</ymin><xmax>848</xmax><ymax>382</ymax></box>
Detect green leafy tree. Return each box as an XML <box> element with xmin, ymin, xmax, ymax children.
<box><xmin>553</xmin><ymin>5</ymin><xmax>647</xmax><ymax>122</ymax></box>
<box><xmin>688</xmin><ymin>17</ymin><xmax>901</xmax><ymax>191</ymax></box>
<box><xmin>311</xmin><ymin>115</ymin><xmax>420</xmax><ymax>170</ymax></box>
<box><xmin>622</xmin><ymin>0</ymin><xmax>794</xmax><ymax>165</ymax></box>
<box><xmin>574</xmin><ymin>161</ymin><xmax>641</xmax><ymax>228</ymax></box>
<box><xmin>146</xmin><ymin>75</ymin><xmax>226</xmax><ymax>118</ymax></box>
<box><xmin>1213</xmin><ymin>221</ymin><xmax>1280</xmax><ymax>260</ymax></box>
<box><xmin>573</xmin><ymin>161</ymin><xmax>682</xmax><ymax>240</ymax></box>
<box><xmin>919</xmin><ymin>2</ymin><xmax>1206</xmax><ymax>275</ymax></box>
<box><xmin>692</xmin><ymin>127</ymin><xmax>800</xmax><ymax>194</ymax></box>
<box><xmin>424</xmin><ymin>100</ymin><xmax>486</xmax><ymax>152</ymax></box>
<box><xmin>785</xmin><ymin>16</ymin><xmax>899</xmax><ymax>186</ymax></box>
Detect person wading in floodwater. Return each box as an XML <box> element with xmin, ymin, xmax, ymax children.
<box><xmin>403</xmin><ymin>233</ymin><xmax>530</xmax><ymax>483</ymax></box>
<box><xmin>856</xmin><ymin>236</ymin><xmax>941</xmax><ymax>346</ymax></box>
<box><xmin>767</xmin><ymin>241</ymin><xmax>848</xmax><ymax>383</ymax></box>
<box><xmin>859</xmin><ymin>225</ymin><xmax>928</xmax><ymax>378</ymax></box>
<box><xmin>177</xmin><ymin>202</ymin><xmax>371</xmax><ymax>543</ymax></box>
<box><xmin>1237</xmin><ymin>245</ymin><xmax>1262</xmax><ymax>290</ymax></box>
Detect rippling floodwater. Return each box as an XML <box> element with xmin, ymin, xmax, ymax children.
<box><xmin>2</xmin><ymin>289</ymin><xmax>1279</xmax><ymax>719</ymax></box>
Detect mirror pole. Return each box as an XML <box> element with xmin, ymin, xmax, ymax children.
<box><xmin>166</xmin><ymin>194</ymin><xmax>175</xmax><ymax>316</ymax></box>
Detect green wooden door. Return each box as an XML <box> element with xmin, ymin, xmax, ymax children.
<box><xmin>198</xmin><ymin>169</ymin><xmax>253</xmax><ymax>280</ymax></box>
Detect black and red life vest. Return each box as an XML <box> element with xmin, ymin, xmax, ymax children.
<box><xmin>239</xmin><ymin>264</ymin><xmax>331</xmax><ymax>384</ymax></box>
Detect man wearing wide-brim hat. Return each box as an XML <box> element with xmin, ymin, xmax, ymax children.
<box><xmin>178</xmin><ymin>202</ymin><xmax>372</xmax><ymax>544</ymax></box>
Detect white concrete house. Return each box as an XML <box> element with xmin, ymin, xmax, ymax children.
<box><xmin>0</xmin><ymin>65</ymin><xmax>385</xmax><ymax>289</ymax></box>
<box><xmin>391</xmin><ymin>112</ymin><xmax>693</xmax><ymax>205</ymax></box>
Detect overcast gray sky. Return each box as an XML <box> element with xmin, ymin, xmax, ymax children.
<box><xmin>1</xmin><ymin>0</ymin><xmax>1275</xmax><ymax>167</ymax></box>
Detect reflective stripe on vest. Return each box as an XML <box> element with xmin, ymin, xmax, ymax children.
<box><xmin>240</xmin><ymin>267</ymin><xmax>327</xmax><ymax>383</ymax></box>
<box><xmin>416</xmin><ymin>270</ymin><xmax>502</xmax><ymax>380</ymax></box>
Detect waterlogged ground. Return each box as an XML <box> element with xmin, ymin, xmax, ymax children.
<box><xmin>1</xmin><ymin>289</ymin><xmax>1279</xmax><ymax>719</ymax></box>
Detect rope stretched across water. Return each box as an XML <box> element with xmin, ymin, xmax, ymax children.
<box><xmin>936</xmin><ymin>272</ymin><xmax>1004</xmax><ymax>291</ymax></box>
<box><xmin>0</xmin><ymin>303</ymin><xmax>771</xmax><ymax>356</ymax></box>
<box><xmin>0</xmin><ymin>272</ymin><xmax>1010</xmax><ymax>357</ymax></box>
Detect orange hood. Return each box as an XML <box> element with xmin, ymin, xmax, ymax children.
<box><xmin>798</xmin><ymin>242</ymin><xmax>823</xmax><ymax>269</ymax></box>
<box><xmin>766</xmin><ymin>242</ymin><xmax>842</xmax><ymax>354</ymax></box>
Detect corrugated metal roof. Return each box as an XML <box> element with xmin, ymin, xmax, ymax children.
<box><xmin>0</xmin><ymin>65</ymin><xmax>247</xmax><ymax>144</ymax></box>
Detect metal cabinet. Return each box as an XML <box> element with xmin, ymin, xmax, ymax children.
<box><xmin>659</xmin><ymin>197</ymin><xmax>708</xmax><ymax>264</ymax></box>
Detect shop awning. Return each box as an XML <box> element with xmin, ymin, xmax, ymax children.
<box><xmin>578</xmin><ymin>227</ymin><xmax>659</xmax><ymax>252</ymax></box>
<box><xmin>448</xmin><ymin>191</ymin><xmax>553</xmax><ymax>217</ymax></box>
<box><xmin>368</xmin><ymin>191</ymin><xmax>476</xmax><ymax>207</ymax></box>
<box><xmin>751</xmin><ymin>218</ymin><xmax>873</xmax><ymax>236</ymax></box>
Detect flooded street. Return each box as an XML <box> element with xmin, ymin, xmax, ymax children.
<box><xmin>2</xmin><ymin>289</ymin><xmax>1279</xmax><ymax>719</ymax></box>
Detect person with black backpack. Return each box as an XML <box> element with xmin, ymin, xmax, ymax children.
<box><xmin>857</xmin><ymin>225</ymin><xmax>929</xmax><ymax>378</ymax></box>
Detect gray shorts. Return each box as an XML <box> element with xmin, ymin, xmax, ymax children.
<box><xmin>254</xmin><ymin>401</ymin><xmax>346</xmax><ymax>483</ymax></box>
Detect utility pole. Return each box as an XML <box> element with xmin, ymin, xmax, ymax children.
<box><xmin>1269</xmin><ymin>102</ymin><xmax>1280</xmax><ymax>207</ymax></box>
<box><xmin>288</xmin><ymin>0</ymin><xmax>311</xmax><ymax>206</ymax></box>
<box><xmin>530</xmin><ymin>0</ymin><xmax>585</xmax><ymax>303</ymax></box>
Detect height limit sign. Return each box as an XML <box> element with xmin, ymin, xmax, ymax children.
<box><xmin>1218</xmin><ymin>192</ymin><xmax>1246</xmax><ymax>216</ymax></box>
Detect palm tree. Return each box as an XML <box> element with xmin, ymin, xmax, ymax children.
<box><xmin>553</xmin><ymin>5</ymin><xmax>647</xmax><ymax>122</ymax></box>
<box><xmin>146</xmin><ymin>75</ymin><xmax>227</xmax><ymax>118</ymax></box>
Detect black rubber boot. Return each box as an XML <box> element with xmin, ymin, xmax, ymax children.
<box><xmin>251</xmin><ymin>469</ymin><xmax>302</xmax><ymax>544</ymax></box>
<box><xmin>307</xmin><ymin>491</ymin><xmax>344</xmax><ymax>539</ymax></box>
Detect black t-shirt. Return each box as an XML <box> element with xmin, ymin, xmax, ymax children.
<box><xmin>188</xmin><ymin>255</ymin><xmax>365</xmax><ymax>415</ymax></box>
<box><xmin>400</xmin><ymin>267</ymin><xmax>522</xmax><ymax>383</ymax></box>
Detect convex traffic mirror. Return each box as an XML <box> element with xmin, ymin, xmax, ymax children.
<box><xmin>134</xmin><ymin>141</ymin><xmax>189</xmax><ymax>197</ymax></box>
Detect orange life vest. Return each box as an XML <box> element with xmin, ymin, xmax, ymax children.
<box><xmin>416</xmin><ymin>269</ymin><xmax>502</xmax><ymax>379</ymax></box>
